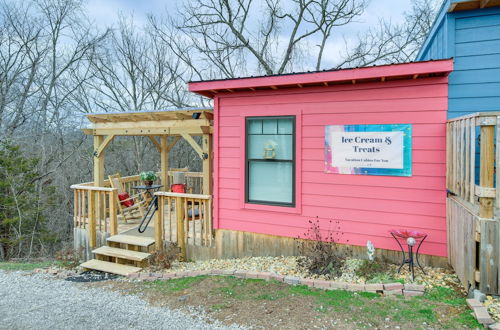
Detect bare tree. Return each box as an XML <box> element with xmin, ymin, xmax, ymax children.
<box><xmin>337</xmin><ymin>0</ymin><xmax>439</xmax><ymax>68</ymax></box>
<box><xmin>149</xmin><ymin>0</ymin><xmax>367</xmax><ymax>79</ymax></box>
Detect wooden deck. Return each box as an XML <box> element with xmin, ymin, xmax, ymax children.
<box><xmin>77</xmin><ymin>203</ymin><xmax>211</xmax><ymax>247</ymax></box>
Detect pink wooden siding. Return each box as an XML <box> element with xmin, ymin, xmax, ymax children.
<box><xmin>193</xmin><ymin>61</ymin><xmax>451</xmax><ymax>257</ymax></box>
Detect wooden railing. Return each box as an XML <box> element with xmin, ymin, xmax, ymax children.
<box><xmin>71</xmin><ymin>171</ymin><xmax>208</xmax><ymax>252</ymax></box>
<box><xmin>446</xmin><ymin>112</ymin><xmax>500</xmax><ymax>294</ymax></box>
<box><xmin>89</xmin><ymin>171</ymin><xmax>204</xmax><ymax>193</ymax></box>
<box><xmin>155</xmin><ymin>192</ymin><xmax>213</xmax><ymax>260</ymax></box>
<box><xmin>71</xmin><ymin>184</ymin><xmax>118</xmax><ymax>247</ymax></box>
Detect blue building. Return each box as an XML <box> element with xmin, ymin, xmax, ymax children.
<box><xmin>417</xmin><ymin>0</ymin><xmax>500</xmax><ymax>118</ymax></box>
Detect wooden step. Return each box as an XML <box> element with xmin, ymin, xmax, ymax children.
<box><xmin>93</xmin><ymin>246</ymin><xmax>151</xmax><ymax>262</ymax></box>
<box><xmin>107</xmin><ymin>234</ymin><xmax>155</xmax><ymax>248</ymax></box>
<box><xmin>80</xmin><ymin>259</ymin><xmax>142</xmax><ymax>276</ymax></box>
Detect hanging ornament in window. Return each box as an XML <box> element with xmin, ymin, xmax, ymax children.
<box><xmin>263</xmin><ymin>140</ymin><xmax>277</xmax><ymax>159</ymax></box>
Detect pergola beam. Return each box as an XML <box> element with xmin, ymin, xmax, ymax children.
<box><xmin>85</xmin><ymin>126</ymin><xmax>213</xmax><ymax>136</ymax></box>
<box><xmin>94</xmin><ymin>134</ymin><xmax>115</xmax><ymax>158</ymax></box>
<box><xmin>166</xmin><ymin>136</ymin><xmax>181</xmax><ymax>152</ymax></box>
<box><xmin>181</xmin><ymin>133</ymin><xmax>204</xmax><ymax>158</ymax></box>
<box><xmin>148</xmin><ymin>136</ymin><xmax>161</xmax><ymax>152</ymax></box>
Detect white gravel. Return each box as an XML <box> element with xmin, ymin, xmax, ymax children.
<box><xmin>0</xmin><ymin>271</ymin><xmax>245</xmax><ymax>330</ymax></box>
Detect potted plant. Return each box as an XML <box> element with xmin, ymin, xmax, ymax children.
<box><xmin>140</xmin><ymin>171</ymin><xmax>157</xmax><ymax>187</ymax></box>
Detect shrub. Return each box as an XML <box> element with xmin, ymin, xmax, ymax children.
<box><xmin>149</xmin><ymin>243</ymin><xmax>180</xmax><ymax>271</ymax></box>
<box><xmin>55</xmin><ymin>247</ymin><xmax>82</xmax><ymax>269</ymax></box>
<box><xmin>295</xmin><ymin>218</ymin><xmax>349</xmax><ymax>279</ymax></box>
<box><xmin>355</xmin><ymin>259</ymin><xmax>387</xmax><ymax>280</ymax></box>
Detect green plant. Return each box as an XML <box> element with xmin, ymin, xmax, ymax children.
<box><xmin>0</xmin><ymin>141</ymin><xmax>57</xmax><ymax>260</ymax></box>
<box><xmin>148</xmin><ymin>243</ymin><xmax>179</xmax><ymax>271</ymax></box>
<box><xmin>355</xmin><ymin>259</ymin><xmax>386</xmax><ymax>280</ymax></box>
<box><xmin>139</xmin><ymin>171</ymin><xmax>158</xmax><ymax>182</ymax></box>
<box><xmin>295</xmin><ymin>218</ymin><xmax>349</xmax><ymax>278</ymax></box>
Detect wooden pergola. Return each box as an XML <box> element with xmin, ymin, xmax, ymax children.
<box><xmin>82</xmin><ymin>109</ymin><xmax>213</xmax><ymax>195</ymax></box>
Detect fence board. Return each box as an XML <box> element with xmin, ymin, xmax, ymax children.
<box><xmin>465</xmin><ymin>119</ymin><xmax>471</xmax><ymax>200</ymax></box>
<box><xmin>447</xmin><ymin>197</ymin><xmax>477</xmax><ymax>291</ymax></box>
<box><xmin>470</xmin><ymin>121</ymin><xmax>476</xmax><ymax>204</ymax></box>
<box><xmin>479</xmin><ymin>220</ymin><xmax>500</xmax><ymax>294</ymax></box>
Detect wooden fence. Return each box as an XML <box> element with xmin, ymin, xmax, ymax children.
<box><xmin>447</xmin><ymin>113</ymin><xmax>500</xmax><ymax>294</ymax></box>
<box><xmin>155</xmin><ymin>192</ymin><xmax>213</xmax><ymax>260</ymax></box>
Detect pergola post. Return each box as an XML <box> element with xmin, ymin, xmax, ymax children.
<box><xmin>92</xmin><ymin>135</ymin><xmax>105</xmax><ymax>247</ymax></box>
<box><xmin>160</xmin><ymin>135</ymin><xmax>169</xmax><ymax>190</ymax></box>
<box><xmin>202</xmin><ymin>134</ymin><xmax>213</xmax><ymax>195</ymax></box>
<box><xmin>93</xmin><ymin>135</ymin><xmax>105</xmax><ymax>187</ymax></box>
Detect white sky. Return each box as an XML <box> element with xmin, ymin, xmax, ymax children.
<box><xmin>85</xmin><ymin>0</ymin><xmax>414</xmax><ymax>27</ymax></box>
<box><xmin>84</xmin><ymin>0</ymin><xmax>417</xmax><ymax>68</ymax></box>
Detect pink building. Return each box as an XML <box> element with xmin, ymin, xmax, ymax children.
<box><xmin>189</xmin><ymin>59</ymin><xmax>453</xmax><ymax>261</ymax></box>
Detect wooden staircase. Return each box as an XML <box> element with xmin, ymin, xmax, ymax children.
<box><xmin>80</xmin><ymin>234</ymin><xmax>155</xmax><ymax>276</ymax></box>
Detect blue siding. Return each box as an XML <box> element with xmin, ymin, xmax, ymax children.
<box><xmin>450</xmin><ymin>12</ymin><xmax>500</xmax><ymax>117</ymax></box>
<box><xmin>418</xmin><ymin>18</ymin><xmax>448</xmax><ymax>60</ymax></box>
<box><xmin>417</xmin><ymin>6</ymin><xmax>500</xmax><ymax>119</ymax></box>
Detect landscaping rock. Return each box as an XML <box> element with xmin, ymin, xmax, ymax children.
<box><xmin>299</xmin><ymin>278</ymin><xmax>315</xmax><ymax>287</ymax></box>
<box><xmin>365</xmin><ymin>283</ymin><xmax>384</xmax><ymax>292</ymax></box>
<box><xmin>384</xmin><ymin>283</ymin><xmax>404</xmax><ymax>291</ymax></box>
<box><xmin>384</xmin><ymin>289</ymin><xmax>403</xmax><ymax>296</ymax></box>
<box><xmin>474</xmin><ymin>289</ymin><xmax>487</xmax><ymax>303</ymax></box>
<box><xmin>489</xmin><ymin>322</ymin><xmax>500</xmax><ymax>329</ymax></box>
<box><xmin>283</xmin><ymin>276</ymin><xmax>300</xmax><ymax>285</ymax></box>
<box><xmin>467</xmin><ymin>298</ymin><xmax>484</xmax><ymax>309</ymax></box>
<box><xmin>485</xmin><ymin>295</ymin><xmax>500</xmax><ymax>322</ymax></box>
<box><xmin>234</xmin><ymin>270</ymin><xmax>247</xmax><ymax>278</ymax></box>
<box><xmin>330</xmin><ymin>282</ymin><xmax>348</xmax><ymax>290</ymax></box>
<box><xmin>404</xmin><ymin>283</ymin><xmax>425</xmax><ymax>292</ymax></box>
<box><xmin>245</xmin><ymin>271</ymin><xmax>261</xmax><ymax>279</ymax></box>
<box><xmin>474</xmin><ymin>306</ymin><xmax>495</xmax><ymax>325</ymax></box>
<box><xmin>312</xmin><ymin>280</ymin><xmax>331</xmax><ymax>289</ymax></box>
<box><xmin>255</xmin><ymin>272</ymin><xmax>272</xmax><ymax>280</ymax></box>
<box><xmin>270</xmin><ymin>273</ymin><xmax>285</xmax><ymax>282</ymax></box>
<box><xmin>348</xmin><ymin>284</ymin><xmax>365</xmax><ymax>291</ymax></box>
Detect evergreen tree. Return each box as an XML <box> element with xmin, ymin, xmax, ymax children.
<box><xmin>0</xmin><ymin>141</ymin><xmax>55</xmax><ymax>259</ymax></box>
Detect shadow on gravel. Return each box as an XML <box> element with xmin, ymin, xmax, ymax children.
<box><xmin>65</xmin><ymin>271</ymin><xmax>118</xmax><ymax>283</ymax></box>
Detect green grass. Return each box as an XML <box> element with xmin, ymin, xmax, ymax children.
<box><xmin>366</xmin><ymin>272</ymin><xmax>404</xmax><ymax>284</ymax></box>
<box><xmin>210</xmin><ymin>303</ymin><xmax>228</xmax><ymax>311</ymax></box>
<box><xmin>138</xmin><ymin>275</ymin><xmax>484</xmax><ymax>329</ymax></box>
<box><xmin>0</xmin><ymin>261</ymin><xmax>59</xmax><ymax>271</ymax></box>
<box><xmin>145</xmin><ymin>276</ymin><xmax>208</xmax><ymax>292</ymax></box>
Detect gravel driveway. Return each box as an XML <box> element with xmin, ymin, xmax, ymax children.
<box><xmin>0</xmin><ymin>271</ymin><xmax>244</xmax><ymax>330</ymax></box>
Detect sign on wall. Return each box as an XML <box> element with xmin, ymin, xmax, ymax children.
<box><xmin>324</xmin><ymin>124</ymin><xmax>412</xmax><ymax>177</ymax></box>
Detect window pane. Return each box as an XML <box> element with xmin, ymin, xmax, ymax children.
<box><xmin>248</xmin><ymin>161</ymin><xmax>293</xmax><ymax>203</ymax></box>
<box><xmin>247</xmin><ymin>134</ymin><xmax>293</xmax><ymax>160</ymax></box>
<box><xmin>263</xmin><ymin>119</ymin><xmax>278</xmax><ymax>134</ymax></box>
<box><xmin>278</xmin><ymin>118</ymin><xmax>293</xmax><ymax>134</ymax></box>
<box><xmin>248</xmin><ymin>119</ymin><xmax>262</xmax><ymax>134</ymax></box>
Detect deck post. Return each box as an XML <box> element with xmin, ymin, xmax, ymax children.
<box><xmin>160</xmin><ymin>135</ymin><xmax>169</xmax><ymax>190</ymax></box>
<box><xmin>88</xmin><ymin>191</ymin><xmax>96</xmax><ymax>248</ymax></box>
<box><xmin>479</xmin><ymin>120</ymin><xmax>495</xmax><ymax>219</ymax></box>
<box><xmin>155</xmin><ymin>196</ymin><xmax>164</xmax><ymax>250</ymax></box>
<box><xmin>176</xmin><ymin>197</ymin><xmax>186</xmax><ymax>261</ymax></box>
<box><xmin>109</xmin><ymin>189</ymin><xmax>118</xmax><ymax>236</ymax></box>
